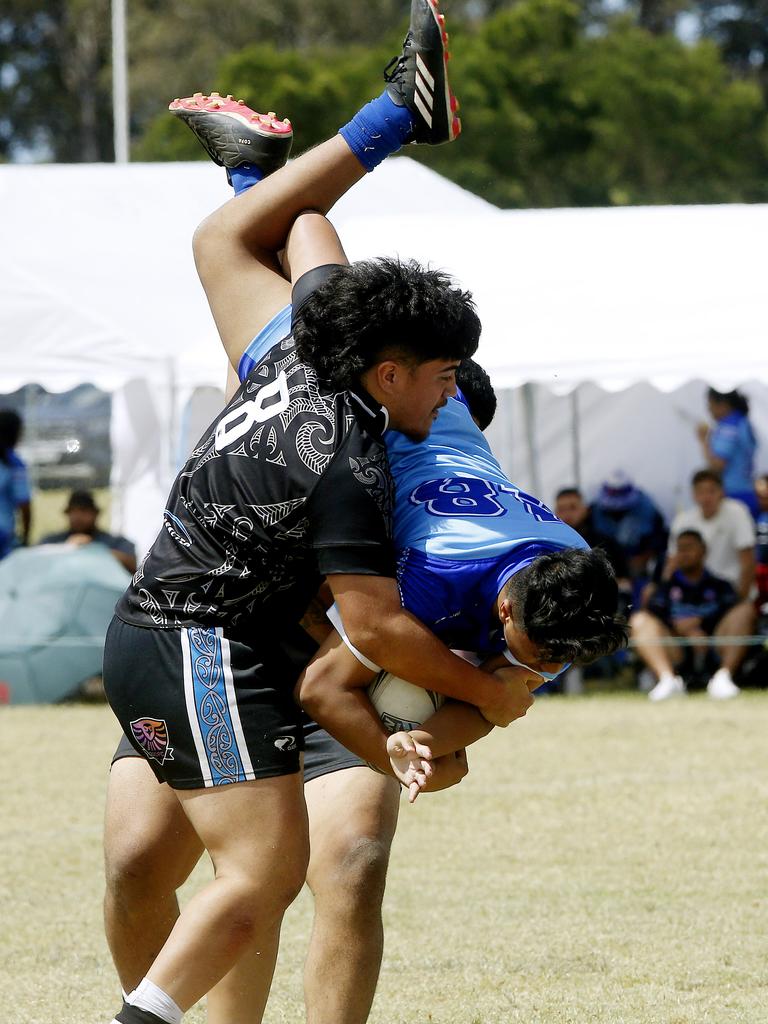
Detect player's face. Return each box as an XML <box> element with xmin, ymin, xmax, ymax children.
<box><xmin>386</xmin><ymin>358</ymin><xmax>460</xmax><ymax>441</ymax></box>
<box><xmin>499</xmin><ymin>600</ymin><xmax>569</xmax><ymax>686</ymax></box>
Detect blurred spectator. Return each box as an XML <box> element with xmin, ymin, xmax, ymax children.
<box><xmin>755</xmin><ymin>474</ymin><xmax>768</xmax><ymax>613</ymax></box>
<box><xmin>697</xmin><ymin>388</ymin><xmax>757</xmax><ymax>515</ymax></box>
<box><xmin>0</xmin><ymin>409</ymin><xmax>31</xmax><ymax>559</ymax></box>
<box><xmin>590</xmin><ymin>471</ymin><xmax>668</xmax><ymax>582</ymax></box>
<box><xmin>667</xmin><ymin>469</ymin><xmax>755</xmax><ymax>600</ymax></box>
<box><xmin>555</xmin><ymin>487</ymin><xmax>631</xmax><ymax>592</ymax></box>
<box><xmin>631</xmin><ymin>530</ymin><xmax>754</xmax><ymax>701</ymax></box>
<box><xmin>39</xmin><ymin>489</ymin><xmax>137</xmax><ymax>573</ymax></box>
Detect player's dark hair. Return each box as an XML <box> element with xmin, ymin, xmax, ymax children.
<box><xmin>691</xmin><ymin>467</ymin><xmax>723</xmax><ymax>489</ymax></box>
<box><xmin>292</xmin><ymin>258</ymin><xmax>480</xmax><ymax>389</ymax></box>
<box><xmin>506</xmin><ymin>547</ymin><xmax>628</xmax><ymax>664</ymax></box>
<box><xmin>677</xmin><ymin>529</ymin><xmax>706</xmax><ymax>548</ymax></box>
<box><xmin>0</xmin><ymin>409</ymin><xmax>22</xmax><ymax>464</ymax></box>
<box><xmin>456</xmin><ymin>358</ymin><xmax>497</xmax><ymax>430</ymax></box>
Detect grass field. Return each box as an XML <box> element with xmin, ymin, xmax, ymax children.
<box><xmin>2</xmin><ymin>694</ymin><xmax>767</xmax><ymax>1024</ymax></box>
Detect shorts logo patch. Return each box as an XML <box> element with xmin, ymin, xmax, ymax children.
<box><xmin>274</xmin><ymin>735</ymin><xmax>297</xmax><ymax>752</ymax></box>
<box><xmin>130</xmin><ymin>717</ymin><xmax>175</xmax><ymax>764</ymax></box>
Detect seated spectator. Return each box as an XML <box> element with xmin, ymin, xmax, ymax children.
<box><xmin>631</xmin><ymin>530</ymin><xmax>755</xmax><ymax>701</ymax></box>
<box><xmin>0</xmin><ymin>409</ymin><xmax>31</xmax><ymax>559</ymax></box>
<box><xmin>590</xmin><ymin>471</ymin><xmax>668</xmax><ymax>582</ymax></box>
<box><xmin>39</xmin><ymin>489</ymin><xmax>137</xmax><ymax>573</ymax></box>
<box><xmin>697</xmin><ymin>388</ymin><xmax>757</xmax><ymax>516</ymax></box>
<box><xmin>666</xmin><ymin>469</ymin><xmax>755</xmax><ymax>600</ymax></box>
<box><xmin>555</xmin><ymin>487</ymin><xmax>631</xmax><ymax>607</ymax></box>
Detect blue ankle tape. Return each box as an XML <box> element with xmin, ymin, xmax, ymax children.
<box><xmin>339</xmin><ymin>91</ymin><xmax>415</xmax><ymax>172</ymax></box>
<box><xmin>227</xmin><ymin>163</ymin><xmax>265</xmax><ymax>195</ymax></box>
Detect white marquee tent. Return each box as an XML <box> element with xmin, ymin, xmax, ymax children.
<box><xmin>1</xmin><ymin>159</ymin><xmax>765</xmax><ymax>556</ymax></box>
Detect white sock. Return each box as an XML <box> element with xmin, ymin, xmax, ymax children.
<box><xmin>128</xmin><ymin>978</ymin><xmax>183</xmax><ymax>1024</ymax></box>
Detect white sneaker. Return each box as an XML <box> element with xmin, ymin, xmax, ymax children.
<box><xmin>648</xmin><ymin>674</ymin><xmax>686</xmax><ymax>701</ymax></box>
<box><xmin>707</xmin><ymin>668</ymin><xmax>740</xmax><ymax>700</ymax></box>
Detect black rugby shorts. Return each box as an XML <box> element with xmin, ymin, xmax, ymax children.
<box><xmin>104</xmin><ymin>616</ymin><xmax>304</xmax><ymax>788</ymax></box>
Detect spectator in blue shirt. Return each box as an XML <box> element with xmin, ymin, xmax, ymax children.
<box><xmin>0</xmin><ymin>409</ymin><xmax>31</xmax><ymax>559</ymax></box>
<box><xmin>590</xmin><ymin>470</ymin><xmax>668</xmax><ymax>586</ymax></box>
<box><xmin>631</xmin><ymin>529</ymin><xmax>756</xmax><ymax>701</ymax></box>
<box><xmin>754</xmin><ymin>475</ymin><xmax>768</xmax><ymax>614</ymax></box>
<box><xmin>697</xmin><ymin>388</ymin><xmax>757</xmax><ymax>515</ymax></box>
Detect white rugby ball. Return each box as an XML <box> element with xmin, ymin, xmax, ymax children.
<box><xmin>367</xmin><ymin>671</ymin><xmax>445</xmax><ymax>734</ymax></box>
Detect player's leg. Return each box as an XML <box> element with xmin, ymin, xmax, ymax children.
<box><xmin>134</xmin><ymin>775</ymin><xmax>309</xmax><ymax>1014</ymax></box>
<box><xmin>179</xmin><ymin>0</ymin><xmax>460</xmax><ymax>365</ymax></box>
<box><xmin>302</xmin><ymin>765</ymin><xmax>400</xmax><ymax>1024</ymax></box>
<box><xmin>206</xmin><ymin>723</ymin><xmax>399</xmax><ymax>1024</ymax></box>
<box><xmin>708</xmin><ymin>601</ymin><xmax>756</xmax><ymax>698</ymax></box>
<box><xmin>103</xmin><ymin>752</ymin><xmax>203</xmax><ymax>994</ymax></box>
<box><xmin>629</xmin><ymin>610</ymin><xmax>685</xmax><ymax>700</ymax></box>
<box><xmin>104</xmin><ymin>620</ymin><xmax>309</xmax><ymax>1024</ymax></box>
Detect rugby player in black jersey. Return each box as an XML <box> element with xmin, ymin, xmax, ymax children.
<box><xmin>103</xmin><ymin>6</ymin><xmax>535</xmax><ymax>1024</ymax></box>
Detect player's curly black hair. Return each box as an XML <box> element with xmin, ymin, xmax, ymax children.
<box><xmin>292</xmin><ymin>258</ymin><xmax>480</xmax><ymax>390</ymax></box>
<box><xmin>456</xmin><ymin>358</ymin><xmax>497</xmax><ymax>431</ymax></box>
<box><xmin>506</xmin><ymin>547</ymin><xmax>628</xmax><ymax>664</ymax></box>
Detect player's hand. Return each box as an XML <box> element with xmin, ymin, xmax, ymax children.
<box><xmin>479</xmin><ymin>670</ymin><xmax>534</xmax><ymax>727</ymax></box>
<box><xmin>410</xmin><ymin>749</ymin><xmax>469</xmax><ymax>803</ymax></box>
<box><xmin>387</xmin><ymin>731</ymin><xmax>433</xmax><ymax>800</ymax></box>
<box><xmin>696</xmin><ymin>421</ymin><xmax>710</xmax><ymax>443</ymax></box>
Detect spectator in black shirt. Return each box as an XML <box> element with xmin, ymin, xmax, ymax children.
<box><xmin>630</xmin><ymin>529</ymin><xmax>756</xmax><ymax>701</ymax></box>
<box><xmin>40</xmin><ymin>489</ymin><xmax>137</xmax><ymax>574</ymax></box>
<box><xmin>555</xmin><ymin>487</ymin><xmax>630</xmax><ymax>579</ymax></box>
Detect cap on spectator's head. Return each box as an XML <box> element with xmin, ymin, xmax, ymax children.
<box><xmin>598</xmin><ymin>470</ymin><xmax>638</xmax><ymax>511</ymax></box>
<box><xmin>65</xmin><ymin>489</ymin><xmax>98</xmax><ymax>512</ymax></box>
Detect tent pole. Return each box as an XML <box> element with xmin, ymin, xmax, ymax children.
<box><xmin>522</xmin><ymin>382</ymin><xmax>541</xmax><ymax>495</ymax></box>
<box><xmin>570</xmin><ymin>384</ymin><xmax>582</xmax><ymax>488</ymax></box>
<box><xmin>111</xmin><ymin>0</ymin><xmax>130</xmax><ymax>163</ymax></box>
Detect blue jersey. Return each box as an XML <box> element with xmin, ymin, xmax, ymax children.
<box><xmin>241</xmin><ymin>311</ymin><xmax>587</xmax><ymax>657</ymax></box>
<box><xmin>387</xmin><ymin>392</ymin><xmax>586</xmax><ymax>654</ymax></box>
<box><xmin>710</xmin><ymin>411</ymin><xmax>756</xmax><ymax>500</ymax></box>
<box><xmin>0</xmin><ymin>450</ymin><xmax>30</xmax><ymax>558</ymax></box>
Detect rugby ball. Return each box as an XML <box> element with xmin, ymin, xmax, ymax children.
<box><xmin>367</xmin><ymin>671</ymin><xmax>445</xmax><ymax>734</ymax></box>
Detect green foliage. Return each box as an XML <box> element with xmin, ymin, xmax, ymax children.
<box><xmin>2</xmin><ymin>0</ymin><xmax>767</xmax><ymax>204</ymax></box>
<box><xmin>0</xmin><ymin>0</ymin><xmax>113</xmax><ymax>160</ymax></box>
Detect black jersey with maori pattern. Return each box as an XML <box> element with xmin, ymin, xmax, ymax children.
<box><xmin>116</xmin><ymin>332</ymin><xmax>395</xmax><ymax>634</ymax></box>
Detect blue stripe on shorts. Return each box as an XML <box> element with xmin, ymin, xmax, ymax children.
<box><xmin>185</xmin><ymin>626</ymin><xmax>250</xmax><ymax>786</ymax></box>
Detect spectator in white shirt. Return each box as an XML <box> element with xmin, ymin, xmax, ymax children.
<box><xmin>666</xmin><ymin>469</ymin><xmax>756</xmax><ymax>600</ymax></box>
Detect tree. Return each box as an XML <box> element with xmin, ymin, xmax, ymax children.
<box><xmin>0</xmin><ymin>0</ymin><xmax>112</xmax><ymax>160</ymax></box>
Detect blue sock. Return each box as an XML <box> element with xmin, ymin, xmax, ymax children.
<box><xmin>227</xmin><ymin>163</ymin><xmax>265</xmax><ymax>196</ymax></box>
<box><xmin>339</xmin><ymin>90</ymin><xmax>415</xmax><ymax>172</ymax></box>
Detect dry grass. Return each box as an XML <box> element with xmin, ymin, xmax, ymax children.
<box><xmin>1</xmin><ymin>694</ymin><xmax>767</xmax><ymax>1024</ymax></box>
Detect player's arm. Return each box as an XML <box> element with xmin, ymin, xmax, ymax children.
<box><xmin>297</xmin><ymin>628</ymin><xmax>432</xmax><ymax>781</ymax></box>
<box><xmin>329</xmin><ymin>574</ymin><xmax>533</xmax><ymax>728</ymax></box>
<box><xmin>305</xmin><ymin>433</ymin><xmax>533</xmax><ymax>729</ymax></box>
<box><xmin>388</xmin><ymin>658</ymin><xmax>543</xmax><ymax>803</ymax></box>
